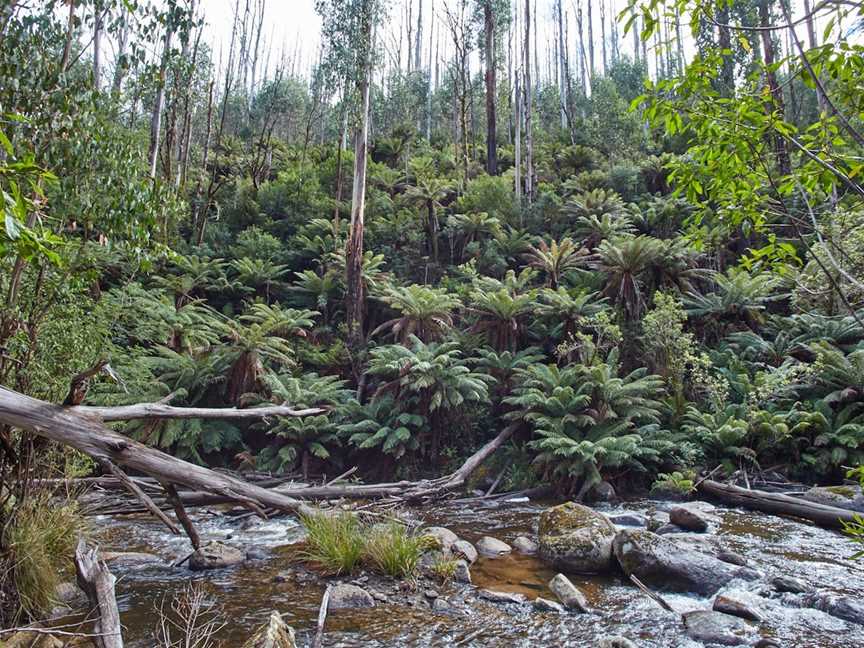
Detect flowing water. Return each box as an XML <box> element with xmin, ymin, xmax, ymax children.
<box><xmin>60</xmin><ymin>498</ymin><xmax>864</xmax><ymax>647</ymax></box>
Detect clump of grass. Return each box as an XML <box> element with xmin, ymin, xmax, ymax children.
<box><xmin>2</xmin><ymin>492</ymin><xmax>86</xmax><ymax>622</ymax></box>
<box><xmin>363</xmin><ymin>523</ymin><xmax>436</xmax><ymax>578</ymax></box>
<box><xmin>430</xmin><ymin>557</ymin><xmax>459</xmax><ymax>584</ymax></box>
<box><xmin>298</xmin><ymin>511</ymin><xmax>435</xmax><ymax>579</ymax></box>
<box><xmin>298</xmin><ymin>510</ymin><xmax>365</xmax><ymax>575</ymax></box>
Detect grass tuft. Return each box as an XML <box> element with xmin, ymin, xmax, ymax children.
<box><xmin>363</xmin><ymin>523</ymin><xmax>436</xmax><ymax>578</ymax></box>
<box><xmin>298</xmin><ymin>510</ymin><xmax>365</xmax><ymax>575</ymax></box>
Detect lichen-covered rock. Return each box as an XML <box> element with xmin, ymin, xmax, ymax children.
<box><xmin>683</xmin><ymin>610</ymin><xmax>756</xmax><ymax>646</ymax></box>
<box><xmin>476</xmin><ymin>536</ymin><xmax>511</xmax><ymax>557</ymax></box>
<box><xmin>424</xmin><ymin>526</ymin><xmax>459</xmax><ymax>550</ymax></box>
<box><xmin>598</xmin><ymin>637</ymin><xmax>638</xmax><ymax>648</ymax></box>
<box><xmin>548</xmin><ymin>573</ymin><xmax>590</xmax><ymax>612</ymax></box>
<box><xmin>242</xmin><ymin>611</ymin><xmax>297</xmax><ymax>648</ymax></box>
<box><xmin>329</xmin><ymin>583</ymin><xmax>375</xmax><ymax>610</ymax></box>
<box><xmin>647</xmin><ymin>511</ymin><xmax>670</xmax><ymax>532</ymax></box>
<box><xmin>189</xmin><ymin>541</ymin><xmax>245</xmax><ymax>571</ymax></box>
<box><xmin>453</xmin><ymin>559</ymin><xmax>472</xmax><ymax>584</ymax></box>
<box><xmin>4</xmin><ymin>632</ymin><xmax>65</xmax><ymax>648</ymax></box>
<box><xmin>538</xmin><ymin>502</ymin><xmax>617</xmax><ymax>574</ymax></box>
<box><xmin>612</xmin><ymin>529</ymin><xmax>747</xmax><ymax>596</ymax></box>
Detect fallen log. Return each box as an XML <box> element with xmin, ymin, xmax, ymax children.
<box><xmin>699</xmin><ymin>479</ymin><xmax>859</xmax><ymax>529</ymax></box>
<box><xmin>69</xmin><ymin>401</ymin><xmax>324</xmax><ymax>421</ymax></box>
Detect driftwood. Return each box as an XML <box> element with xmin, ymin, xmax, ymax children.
<box><xmin>70</xmin><ymin>400</ymin><xmax>325</xmax><ymax>421</ymax></box>
<box><xmin>699</xmin><ymin>479</ymin><xmax>859</xmax><ymax>529</ymax></box>
<box><xmin>74</xmin><ymin>539</ymin><xmax>124</xmax><ymax>648</ymax></box>
<box><xmin>311</xmin><ymin>585</ymin><xmax>332</xmax><ymax>648</ymax></box>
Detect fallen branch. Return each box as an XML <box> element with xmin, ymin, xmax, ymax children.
<box><xmin>74</xmin><ymin>539</ymin><xmax>124</xmax><ymax>648</ymax></box>
<box><xmin>69</xmin><ymin>401</ymin><xmax>325</xmax><ymax>421</ymax></box>
<box><xmin>100</xmin><ymin>459</ymin><xmax>180</xmax><ymax>535</ymax></box>
<box><xmin>163</xmin><ymin>482</ymin><xmax>200</xmax><ymax>549</ymax></box>
<box><xmin>699</xmin><ymin>479</ymin><xmax>859</xmax><ymax>529</ymax></box>
<box><xmin>311</xmin><ymin>585</ymin><xmax>332</xmax><ymax>648</ymax></box>
<box><xmin>630</xmin><ymin>574</ymin><xmax>676</xmax><ymax>614</ymax></box>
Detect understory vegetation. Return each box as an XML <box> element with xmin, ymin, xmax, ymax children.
<box><xmin>1</xmin><ymin>0</ymin><xmax>863</xmax><ymax>624</ymax></box>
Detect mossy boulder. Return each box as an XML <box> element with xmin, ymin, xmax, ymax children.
<box><xmin>803</xmin><ymin>485</ymin><xmax>864</xmax><ymax>512</ymax></box>
<box><xmin>538</xmin><ymin>502</ymin><xmax>617</xmax><ymax>573</ymax></box>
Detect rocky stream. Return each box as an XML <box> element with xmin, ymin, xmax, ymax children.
<box><xmin>43</xmin><ymin>493</ymin><xmax>864</xmax><ymax>648</ymax></box>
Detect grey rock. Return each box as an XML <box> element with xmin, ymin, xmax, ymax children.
<box><xmin>432</xmin><ymin>597</ymin><xmax>453</xmax><ymax>612</ymax></box>
<box><xmin>424</xmin><ymin>526</ymin><xmax>459</xmax><ymax>550</ymax></box>
<box><xmin>587</xmin><ymin>480</ymin><xmax>618</xmax><ymax>502</ymax></box>
<box><xmin>424</xmin><ymin>589</ymin><xmax>439</xmax><ymax>599</ymax></box>
<box><xmin>476</xmin><ymin>535</ymin><xmax>512</xmax><ymax>557</ymax></box>
<box><xmin>245</xmin><ymin>547</ymin><xmax>269</xmax><ymax>561</ymax></box>
<box><xmin>609</xmin><ymin>513</ymin><xmax>648</xmax><ymax>527</ymax></box>
<box><xmin>101</xmin><ymin>550</ymin><xmax>166</xmax><ymax>568</ymax></box>
<box><xmin>716</xmin><ymin>550</ymin><xmax>748</xmax><ymax>566</ymax></box>
<box><xmin>771</xmin><ymin>575</ymin><xmax>809</xmax><ymax>594</ymax></box>
<box><xmin>598</xmin><ymin>638</ymin><xmax>638</xmax><ymax>648</ymax></box>
<box><xmin>612</xmin><ymin>529</ymin><xmax>747</xmax><ymax>596</ymax></box>
<box><xmin>478</xmin><ymin>589</ymin><xmax>526</xmax><ymax>604</ymax></box>
<box><xmin>801</xmin><ymin>591</ymin><xmax>864</xmax><ymax>625</ymax></box>
<box><xmin>802</xmin><ymin>485</ymin><xmax>864</xmax><ymax>513</ymax></box>
<box><xmin>647</xmin><ymin>512</ymin><xmax>670</xmax><ymax>532</ymax></box>
<box><xmin>454</xmin><ymin>559</ymin><xmax>472</xmax><ymax>584</ymax></box>
<box><xmin>682</xmin><ymin>610</ymin><xmax>756</xmax><ymax>646</ymax></box>
<box><xmin>241</xmin><ymin>611</ymin><xmax>297</xmax><ymax>648</ymax></box>
<box><xmin>654</xmin><ymin>524</ymin><xmax>684</xmax><ymax>535</ymax></box>
<box><xmin>329</xmin><ymin>583</ymin><xmax>376</xmax><ymax>610</ymax></box>
<box><xmin>512</xmin><ymin>535</ymin><xmax>539</xmax><ymax>554</ymax></box>
<box><xmin>670</xmin><ymin>502</ymin><xmax>718</xmax><ymax>532</ymax></box>
<box><xmin>451</xmin><ymin>539</ymin><xmax>478</xmax><ymax>564</ymax></box>
<box><xmin>189</xmin><ymin>542</ymin><xmax>245</xmax><ymax>571</ymax></box>
<box><xmin>713</xmin><ymin>592</ymin><xmax>769</xmax><ymax>622</ymax></box>
<box><xmin>54</xmin><ymin>581</ymin><xmax>86</xmax><ymax>607</ymax></box>
<box><xmin>533</xmin><ymin>597</ymin><xmax>565</xmax><ymax>613</ymax></box>
<box><xmin>548</xmin><ymin>573</ymin><xmax>590</xmax><ymax>612</ymax></box>
<box><xmin>538</xmin><ymin>502</ymin><xmax>617</xmax><ymax>574</ymax></box>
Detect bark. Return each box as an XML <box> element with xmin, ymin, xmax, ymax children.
<box><xmin>514</xmin><ymin>71</ymin><xmax>522</xmax><ymax>206</ymax></box>
<box><xmin>599</xmin><ymin>0</ymin><xmax>607</xmax><ymax>75</ymax></box>
<box><xmin>586</xmin><ymin>0</ymin><xmax>594</xmax><ymax>78</ymax></box>
<box><xmin>758</xmin><ymin>0</ymin><xmax>791</xmax><ymax>176</ymax></box>
<box><xmin>346</xmin><ymin>7</ymin><xmax>374</xmax><ymax>357</ymax></box>
<box><xmin>699</xmin><ymin>479</ymin><xmax>860</xmax><ymax>529</ymax></box>
<box><xmin>75</xmin><ymin>539</ymin><xmax>124</xmax><ymax>648</ymax></box>
<box><xmin>69</xmin><ymin>401</ymin><xmax>324</xmax><ymax>422</ymax></box>
<box><xmin>484</xmin><ymin>0</ymin><xmax>498</xmax><ymax>176</ymax></box>
<box><xmin>523</xmin><ymin>0</ymin><xmax>533</xmax><ymax>202</ymax></box>
<box><xmin>414</xmin><ymin>0</ymin><xmax>423</xmax><ymax>73</ymax></box>
<box><xmin>148</xmin><ymin>23</ymin><xmax>174</xmax><ymax>179</ymax></box>
<box><xmin>111</xmin><ymin>5</ymin><xmax>130</xmax><ymax>94</ymax></box>
<box><xmin>557</xmin><ymin>0</ymin><xmax>567</xmax><ymax>130</ymax></box>
<box><xmin>92</xmin><ymin>1</ymin><xmax>103</xmax><ymax>91</ymax></box>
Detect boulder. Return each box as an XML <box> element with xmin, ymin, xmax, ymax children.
<box><xmin>654</xmin><ymin>524</ymin><xmax>684</xmax><ymax>535</ymax></box>
<box><xmin>245</xmin><ymin>547</ymin><xmax>269</xmax><ymax>561</ymax></box>
<box><xmin>512</xmin><ymin>535</ymin><xmax>539</xmax><ymax>554</ymax></box>
<box><xmin>548</xmin><ymin>573</ymin><xmax>590</xmax><ymax>612</ymax></box>
<box><xmin>801</xmin><ymin>592</ymin><xmax>864</xmax><ymax>625</ymax></box>
<box><xmin>683</xmin><ymin>610</ymin><xmax>756</xmax><ymax>646</ymax></box>
<box><xmin>647</xmin><ymin>511</ymin><xmax>670</xmax><ymax>532</ymax></box>
<box><xmin>770</xmin><ymin>575</ymin><xmax>809</xmax><ymax>594</ymax></box>
<box><xmin>451</xmin><ymin>539</ymin><xmax>478</xmax><ymax>564</ymax></box>
<box><xmin>598</xmin><ymin>638</ymin><xmax>638</xmax><ymax>648</ymax></box>
<box><xmin>533</xmin><ymin>597</ymin><xmax>565</xmax><ymax>613</ymax></box>
<box><xmin>612</xmin><ymin>529</ymin><xmax>747</xmax><ymax>596</ymax></box>
<box><xmin>454</xmin><ymin>559</ymin><xmax>472</xmax><ymax>584</ymax></box>
<box><xmin>189</xmin><ymin>542</ymin><xmax>245</xmax><ymax>571</ymax></box>
<box><xmin>242</xmin><ymin>611</ymin><xmax>297</xmax><ymax>648</ymax></box>
<box><xmin>692</xmin><ymin>610</ymin><xmax>759</xmax><ymax>643</ymax></box>
<box><xmin>609</xmin><ymin>513</ymin><xmax>648</xmax><ymax>527</ymax></box>
<box><xmin>669</xmin><ymin>502</ymin><xmax>718</xmax><ymax>532</ymax></box>
<box><xmin>424</xmin><ymin>526</ymin><xmax>459</xmax><ymax>550</ymax></box>
<box><xmin>716</xmin><ymin>550</ymin><xmax>748</xmax><ymax>567</ymax></box>
<box><xmin>802</xmin><ymin>485</ymin><xmax>864</xmax><ymax>513</ymax></box>
<box><xmin>54</xmin><ymin>581</ymin><xmax>87</xmax><ymax>607</ymax></box>
<box><xmin>713</xmin><ymin>591</ymin><xmax>770</xmax><ymax>622</ymax></box>
<box><xmin>476</xmin><ymin>536</ymin><xmax>512</xmax><ymax>557</ymax></box>
<box><xmin>478</xmin><ymin>589</ymin><xmax>526</xmax><ymax>604</ymax></box>
<box><xmin>586</xmin><ymin>481</ymin><xmax>617</xmax><ymax>502</ymax></box>
<box><xmin>538</xmin><ymin>502</ymin><xmax>617</xmax><ymax>574</ymax></box>
<box><xmin>329</xmin><ymin>583</ymin><xmax>375</xmax><ymax>610</ymax></box>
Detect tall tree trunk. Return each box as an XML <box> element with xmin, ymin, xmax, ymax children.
<box><xmin>633</xmin><ymin>13</ymin><xmax>640</xmax><ymax>64</ymax></box>
<box><xmin>717</xmin><ymin>5</ymin><xmax>734</xmax><ymax>95</ymax></box>
<box><xmin>802</xmin><ymin>0</ymin><xmax>826</xmax><ymax>115</ymax></box>
<box><xmin>758</xmin><ymin>0</ymin><xmax>791</xmax><ymax>176</ymax></box>
<box><xmin>426</xmin><ymin>0</ymin><xmax>434</xmax><ymax>139</ymax></box>
<box><xmin>415</xmin><ymin>0</ymin><xmax>423</xmax><ymax>72</ymax></box>
<box><xmin>148</xmin><ymin>23</ymin><xmax>174</xmax><ymax>179</ymax></box>
<box><xmin>484</xmin><ymin>0</ymin><xmax>498</xmax><ymax>176</ymax></box>
<box><xmin>92</xmin><ymin>1</ymin><xmax>103</xmax><ymax>90</ymax></box>
<box><xmin>514</xmin><ymin>71</ymin><xmax>522</xmax><ymax>207</ymax></box>
<box><xmin>524</xmin><ymin>0</ymin><xmax>533</xmax><ymax>202</ymax></box>
<box><xmin>346</xmin><ymin>11</ymin><xmax>374</xmax><ymax>358</ymax></box>
<box><xmin>111</xmin><ymin>6</ymin><xmax>130</xmax><ymax>94</ymax></box>
<box><xmin>586</xmin><ymin>0</ymin><xmax>594</xmax><ymax>79</ymax></box>
<box><xmin>599</xmin><ymin>0</ymin><xmax>607</xmax><ymax>75</ymax></box>
<box><xmin>576</xmin><ymin>0</ymin><xmax>587</xmax><ymax>92</ymax></box>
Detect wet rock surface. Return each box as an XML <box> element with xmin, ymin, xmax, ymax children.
<box><xmin>476</xmin><ymin>535</ymin><xmax>511</xmax><ymax>557</ymax></box>
<box><xmin>683</xmin><ymin>610</ymin><xmax>757</xmax><ymax>645</ymax></box>
<box><xmin>329</xmin><ymin>583</ymin><xmax>376</xmax><ymax>610</ymax></box>
<box><xmin>548</xmin><ymin>573</ymin><xmax>590</xmax><ymax>612</ymax></box>
<box><xmin>538</xmin><ymin>502</ymin><xmax>617</xmax><ymax>573</ymax></box>
<box><xmin>188</xmin><ymin>541</ymin><xmax>245</xmax><ymax>571</ymax></box>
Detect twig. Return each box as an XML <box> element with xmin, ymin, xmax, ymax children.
<box><xmin>325</xmin><ymin>466</ymin><xmax>357</xmax><ymax>487</ymax></box>
<box><xmin>311</xmin><ymin>585</ymin><xmax>332</xmax><ymax>648</ymax></box>
<box><xmin>694</xmin><ymin>464</ymin><xmax>723</xmax><ymax>489</ymax></box>
<box><xmin>483</xmin><ymin>465</ymin><xmax>507</xmax><ymax>498</ymax></box>
<box><xmin>629</xmin><ymin>575</ymin><xmax>677</xmax><ymax>614</ymax></box>
<box><xmin>100</xmin><ymin>459</ymin><xmax>180</xmax><ymax>535</ymax></box>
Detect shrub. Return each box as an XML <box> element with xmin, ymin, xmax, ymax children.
<box><xmin>651</xmin><ymin>471</ymin><xmax>696</xmax><ymax>496</ymax></box>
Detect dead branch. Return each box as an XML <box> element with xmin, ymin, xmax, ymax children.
<box><xmin>69</xmin><ymin>400</ymin><xmax>325</xmax><ymax>422</ymax></box>
<box><xmin>74</xmin><ymin>539</ymin><xmax>124</xmax><ymax>648</ymax></box>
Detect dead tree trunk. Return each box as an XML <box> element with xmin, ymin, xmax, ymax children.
<box><xmin>75</xmin><ymin>539</ymin><xmax>123</xmax><ymax>648</ymax></box>
<box><xmin>484</xmin><ymin>0</ymin><xmax>498</xmax><ymax>176</ymax></box>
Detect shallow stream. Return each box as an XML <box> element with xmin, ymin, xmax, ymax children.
<box><xmin>67</xmin><ymin>498</ymin><xmax>864</xmax><ymax>647</ymax></box>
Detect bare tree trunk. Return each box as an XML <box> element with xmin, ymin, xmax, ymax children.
<box><xmin>523</xmin><ymin>0</ymin><xmax>533</xmax><ymax>202</ymax></box>
<box><xmin>484</xmin><ymin>0</ymin><xmax>498</xmax><ymax>176</ymax></box>
<box><xmin>346</xmin><ymin>11</ymin><xmax>374</xmax><ymax>358</ymax></box>
<box><xmin>92</xmin><ymin>1</ymin><xmax>103</xmax><ymax>90</ymax></box>
<box><xmin>717</xmin><ymin>4</ymin><xmax>734</xmax><ymax>95</ymax></box>
<box><xmin>426</xmin><ymin>0</ymin><xmax>434</xmax><ymax>139</ymax></box>
<box><xmin>148</xmin><ymin>23</ymin><xmax>174</xmax><ymax>179</ymax></box>
<box><xmin>193</xmin><ymin>79</ymin><xmax>214</xmax><ymax>245</ymax></box>
<box><xmin>514</xmin><ymin>71</ymin><xmax>522</xmax><ymax>207</ymax></box>
<box><xmin>414</xmin><ymin>0</ymin><xmax>423</xmax><ymax>73</ymax></box>
<box><xmin>111</xmin><ymin>5</ymin><xmax>130</xmax><ymax>95</ymax></box>
<box><xmin>586</xmin><ymin>0</ymin><xmax>594</xmax><ymax>78</ymax></box>
<box><xmin>758</xmin><ymin>0</ymin><xmax>791</xmax><ymax>176</ymax></box>
<box><xmin>599</xmin><ymin>0</ymin><xmax>607</xmax><ymax>75</ymax></box>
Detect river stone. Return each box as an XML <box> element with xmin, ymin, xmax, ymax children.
<box><xmin>647</xmin><ymin>511</ymin><xmax>670</xmax><ymax>532</ymax></box>
<box><xmin>683</xmin><ymin>610</ymin><xmax>756</xmax><ymax>646</ymax></box>
<box><xmin>612</xmin><ymin>529</ymin><xmax>745</xmax><ymax>596</ymax></box>
<box><xmin>476</xmin><ymin>536</ymin><xmax>512</xmax><ymax>557</ymax></box>
<box><xmin>598</xmin><ymin>638</ymin><xmax>638</xmax><ymax>648</ymax></box>
<box><xmin>452</xmin><ymin>539</ymin><xmax>478</xmax><ymax>564</ymax></box>
<box><xmin>609</xmin><ymin>513</ymin><xmax>648</xmax><ymax>527</ymax></box>
<box><xmin>713</xmin><ymin>592</ymin><xmax>769</xmax><ymax>622</ymax></box>
<box><xmin>538</xmin><ymin>502</ymin><xmax>617</xmax><ymax>574</ymax></box>
<box><xmin>424</xmin><ymin>526</ymin><xmax>459</xmax><ymax>550</ymax></box>
<box><xmin>587</xmin><ymin>480</ymin><xmax>617</xmax><ymax>502</ymax></box>
<box><xmin>533</xmin><ymin>597</ymin><xmax>565</xmax><ymax>613</ymax></box>
<box><xmin>801</xmin><ymin>591</ymin><xmax>864</xmax><ymax>625</ymax></box>
<box><xmin>548</xmin><ymin>573</ymin><xmax>590</xmax><ymax>612</ymax></box>
<box><xmin>771</xmin><ymin>575</ymin><xmax>809</xmax><ymax>594</ymax></box>
<box><xmin>654</xmin><ymin>523</ymin><xmax>684</xmax><ymax>535</ymax></box>
<box><xmin>512</xmin><ymin>535</ymin><xmax>539</xmax><ymax>554</ymax></box>
<box><xmin>454</xmin><ymin>559</ymin><xmax>472</xmax><ymax>584</ymax></box>
<box><xmin>478</xmin><ymin>589</ymin><xmax>526</xmax><ymax>604</ymax></box>
<box><xmin>669</xmin><ymin>502</ymin><xmax>718</xmax><ymax>532</ymax></box>
<box><xmin>802</xmin><ymin>485</ymin><xmax>864</xmax><ymax>512</ymax></box>
<box><xmin>329</xmin><ymin>583</ymin><xmax>375</xmax><ymax>610</ymax></box>
<box><xmin>716</xmin><ymin>550</ymin><xmax>748</xmax><ymax>567</ymax></box>
<box><xmin>189</xmin><ymin>541</ymin><xmax>245</xmax><ymax>571</ymax></box>
<box><xmin>242</xmin><ymin>611</ymin><xmax>297</xmax><ymax>648</ymax></box>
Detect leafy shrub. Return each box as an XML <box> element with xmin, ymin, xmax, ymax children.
<box><xmin>651</xmin><ymin>471</ymin><xmax>696</xmax><ymax>496</ymax></box>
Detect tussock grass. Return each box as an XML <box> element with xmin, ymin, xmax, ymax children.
<box><xmin>2</xmin><ymin>492</ymin><xmax>86</xmax><ymax>622</ymax></box>
<box><xmin>298</xmin><ymin>511</ymin><xmax>434</xmax><ymax>579</ymax></box>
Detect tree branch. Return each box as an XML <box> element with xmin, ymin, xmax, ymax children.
<box><xmin>69</xmin><ymin>401</ymin><xmax>326</xmax><ymax>422</ymax></box>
